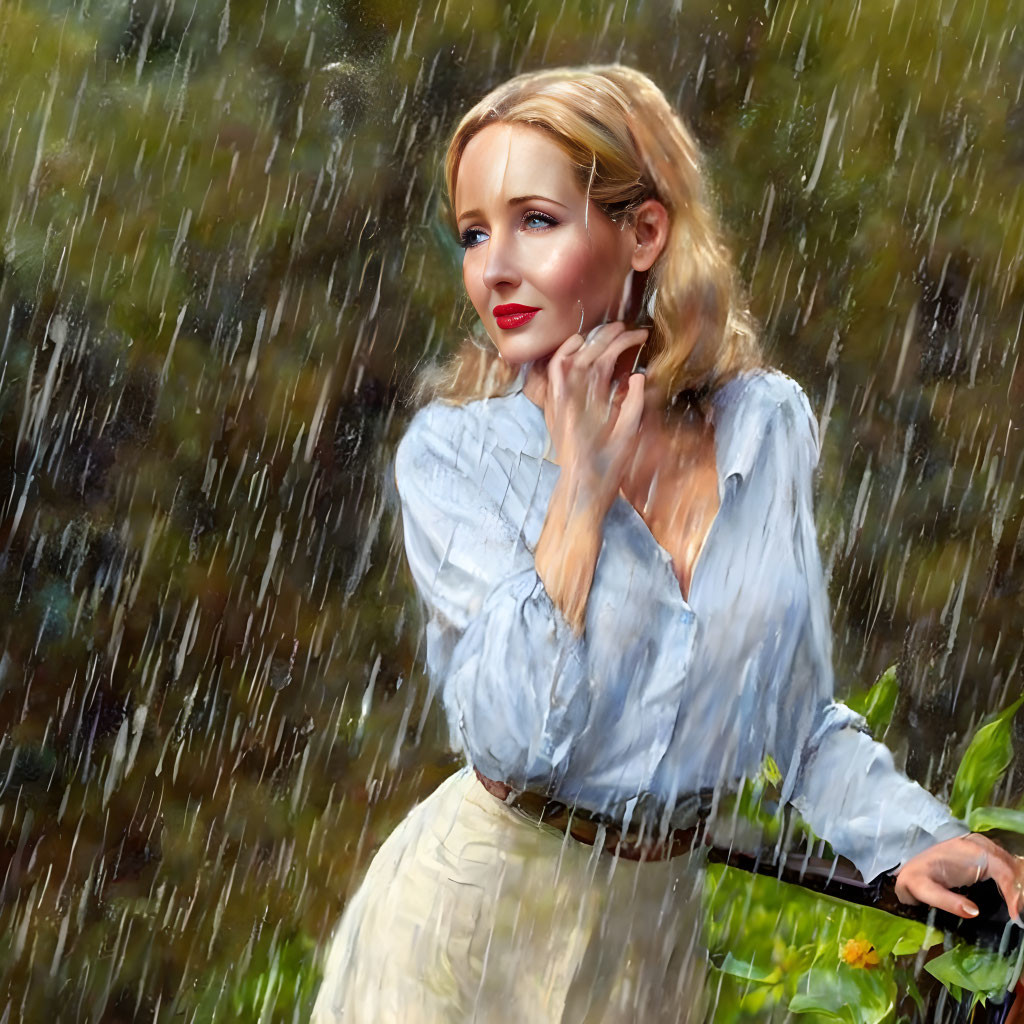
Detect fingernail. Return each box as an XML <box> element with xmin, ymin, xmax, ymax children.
<box><xmin>964</xmin><ymin>904</ymin><xmax>980</xmax><ymax>917</ymax></box>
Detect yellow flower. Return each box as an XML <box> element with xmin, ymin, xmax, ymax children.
<box><xmin>840</xmin><ymin>935</ymin><xmax>881</xmax><ymax>970</ymax></box>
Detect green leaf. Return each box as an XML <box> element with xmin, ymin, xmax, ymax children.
<box><xmin>848</xmin><ymin>665</ymin><xmax>899</xmax><ymax>738</ymax></box>
<box><xmin>789</xmin><ymin>966</ymin><xmax>896</xmax><ymax>1023</ymax></box>
<box><xmin>967</xmin><ymin>805</ymin><xmax>1024</xmax><ymax>835</ymax></box>
<box><xmin>894</xmin><ymin>967</ymin><xmax>926</xmax><ymax>1015</ymax></box>
<box><xmin>762</xmin><ymin>754</ymin><xmax>783</xmax><ymax>787</ymax></box>
<box><xmin>715</xmin><ymin>771</ymin><xmax>784</xmax><ymax>843</ymax></box>
<box><xmin>841</xmin><ymin>910</ymin><xmax>937</xmax><ymax>959</ymax></box>
<box><xmin>891</xmin><ymin>924</ymin><xmax>943</xmax><ymax>956</ymax></box>
<box><xmin>924</xmin><ymin>944</ymin><xmax>1017</xmax><ymax>1003</ymax></box>
<box><xmin>715</xmin><ymin>952</ymin><xmax>781</xmax><ymax>985</ymax></box>
<box><xmin>950</xmin><ymin>695</ymin><xmax>1024</xmax><ymax>819</ymax></box>
<box><xmin>738</xmin><ymin>983</ymin><xmax>784</xmax><ymax>1015</ymax></box>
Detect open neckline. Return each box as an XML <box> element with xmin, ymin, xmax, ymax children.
<box><xmin>614</xmin><ymin>422</ymin><xmax>725</xmax><ymax>609</ymax></box>
<box><xmin>509</xmin><ymin>386</ymin><xmax>733</xmax><ymax>610</ymax></box>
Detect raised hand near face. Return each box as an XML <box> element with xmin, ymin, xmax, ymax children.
<box><xmin>542</xmin><ymin>321</ymin><xmax>649</xmax><ymax>513</ymax></box>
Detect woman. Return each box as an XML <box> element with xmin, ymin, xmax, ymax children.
<box><xmin>312</xmin><ymin>65</ymin><xmax>1023</xmax><ymax>1023</ymax></box>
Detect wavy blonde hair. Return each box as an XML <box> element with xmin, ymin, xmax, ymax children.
<box><xmin>415</xmin><ymin>64</ymin><xmax>763</xmax><ymax>408</ymax></box>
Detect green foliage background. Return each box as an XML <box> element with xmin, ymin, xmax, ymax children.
<box><xmin>0</xmin><ymin>0</ymin><xmax>1022</xmax><ymax>1020</ymax></box>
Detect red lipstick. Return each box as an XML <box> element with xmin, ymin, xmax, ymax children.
<box><xmin>493</xmin><ymin>303</ymin><xmax>540</xmax><ymax>330</ymax></box>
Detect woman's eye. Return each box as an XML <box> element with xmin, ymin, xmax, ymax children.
<box><xmin>523</xmin><ymin>211</ymin><xmax>557</xmax><ymax>230</ymax></box>
<box><xmin>458</xmin><ymin>228</ymin><xmax>487</xmax><ymax>249</ymax></box>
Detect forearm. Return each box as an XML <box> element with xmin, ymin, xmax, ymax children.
<box><xmin>534</xmin><ymin>470</ymin><xmax>608</xmax><ymax>635</ymax></box>
<box><xmin>789</xmin><ymin>719</ymin><xmax>967</xmax><ymax>882</ymax></box>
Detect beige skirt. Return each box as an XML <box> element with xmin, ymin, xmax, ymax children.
<box><xmin>311</xmin><ymin>766</ymin><xmax>708</xmax><ymax>1024</ymax></box>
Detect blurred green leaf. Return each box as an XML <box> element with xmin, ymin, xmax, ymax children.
<box><xmin>713</xmin><ymin>759</ymin><xmax>787</xmax><ymax>846</ymax></box>
<box><xmin>950</xmin><ymin>695</ymin><xmax>1024</xmax><ymax>819</ymax></box>
<box><xmin>852</xmin><ymin>912</ymin><xmax>939</xmax><ymax>959</ymax></box>
<box><xmin>789</xmin><ymin>965</ymin><xmax>896</xmax><ymax>1023</ymax></box>
<box><xmin>716</xmin><ymin>951</ymin><xmax>782</xmax><ymax>985</ymax></box>
<box><xmin>894</xmin><ymin>966</ymin><xmax>926</xmax><ymax>1016</ymax></box>
<box><xmin>847</xmin><ymin>666</ymin><xmax>899</xmax><ymax>739</ymax></box>
<box><xmin>891</xmin><ymin>924</ymin><xmax>943</xmax><ymax>957</ymax></box>
<box><xmin>762</xmin><ymin>754</ymin><xmax>783</xmax><ymax>788</ymax></box>
<box><xmin>924</xmin><ymin>944</ymin><xmax>1018</xmax><ymax>1005</ymax></box>
<box><xmin>967</xmin><ymin>805</ymin><xmax>1024</xmax><ymax>835</ymax></box>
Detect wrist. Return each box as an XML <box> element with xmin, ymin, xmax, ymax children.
<box><xmin>555</xmin><ymin>465</ymin><xmax>617</xmax><ymax>519</ymax></box>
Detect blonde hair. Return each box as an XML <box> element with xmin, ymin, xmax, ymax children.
<box><xmin>415</xmin><ymin>64</ymin><xmax>763</xmax><ymax>408</ymax></box>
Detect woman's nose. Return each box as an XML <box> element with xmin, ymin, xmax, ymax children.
<box><xmin>480</xmin><ymin>232</ymin><xmax>521</xmax><ymax>290</ymax></box>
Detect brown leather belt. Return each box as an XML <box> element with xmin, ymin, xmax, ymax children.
<box><xmin>474</xmin><ymin>768</ymin><xmax>712</xmax><ymax>862</ymax></box>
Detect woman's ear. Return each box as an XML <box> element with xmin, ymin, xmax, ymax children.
<box><xmin>630</xmin><ymin>199</ymin><xmax>670</xmax><ymax>273</ymax></box>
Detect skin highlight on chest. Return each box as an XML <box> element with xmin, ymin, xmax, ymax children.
<box><xmin>621</xmin><ymin>412</ymin><xmax>720</xmax><ymax>603</ymax></box>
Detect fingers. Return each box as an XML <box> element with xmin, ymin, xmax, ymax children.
<box><xmin>592</xmin><ymin>329</ymin><xmax>649</xmax><ymax>386</ymax></box>
<box><xmin>557</xmin><ymin>332</ymin><xmax>587</xmax><ymax>357</ymax></box>
<box><xmin>547</xmin><ymin>322</ymin><xmax>623</xmax><ymax>383</ymax></box>
<box><xmin>547</xmin><ymin>327</ymin><xmax>606</xmax><ymax>394</ymax></box>
<box><xmin>894</xmin><ymin>874</ymin><xmax>920</xmax><ymax>906</ymax></box>
<box><xmin>578</xmin><ymin>319</ymin><xmax>629</xmax><ymax>359</ymax></box>
<box><xmin>900</xmin><ymin>833</ymin><xmax>1024</xmax><ymax>925</ymax></box>
<box><xmin>1012</xmin><ymin>855</ymin><xmax>1024</xmax><ymax>923</ymax></box>
<box><xmin>610</xmin><ymin>372</ymin><xmax>646</xmax><ymax>442</ymax></box>
<box><xmin>901</xmin><ymin>875</ymin><xmax>981</xmax><ymax>919</ymax></box>
<box><xmin>543</xmin><ymin>321</ymin><xmax>648</xmax><ymax>490</ymax></box>
<box><xmin>997</xmin><ymin>875</ymin><xmax>1024</xmax><ymax>926</ymax></box>
<box><xmin>965</xmin><ymin>833</ymin><xmax>1001</xmax><ymax>853</ymax></box>
<box><xmin>968</xmin><ymin>837</ymin><xmax>1024</xmax><ymax>923</ymax></box>
<box><xmin>548</xmin><ymin>332</ymin><xmax>586</xmax><ymax>380</ymax></box>
<box><xmin>569</xmin><ymin>328</ymin><xmax>650</xmax><ymax>408</ymax></box>
<box><xmin>551</xmin><ymin>321</ymin><xmax>647</xmax><ymax>377</ymax></box>
<box><xmin>550</xmin><ymin>322</ymin><xmax>649</xmax><ymax>411</ymax></box>
<box><xmin>573</xmin><ymin>321</ymin><xmax>643</xmax><ymax>372</ymax></box>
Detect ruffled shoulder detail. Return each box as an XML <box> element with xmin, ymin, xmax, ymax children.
<box><xmin>395</xmin><ymin>401</ymin><xmax>496</xmax><ymax>513</ymax></box>
<box><xmin>396</xmin><ymin>392</ymin><xmax>550</xmax><ymax>485</ymax></box>
<box><xmin>712</xmin><ymin>369</ymin><xmax>819</xmax><ymax>493</ymax></box>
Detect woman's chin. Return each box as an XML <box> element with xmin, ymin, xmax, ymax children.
<box><xmin>493</xmin><ymin>336</ymin><xmax>562</xmax><ymax>368</ymax></box>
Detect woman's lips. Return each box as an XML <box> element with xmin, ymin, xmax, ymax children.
<box><xmin>492</xmin><ymin>304</ymin><xmax>540</xmax><ymax>330</ymax></box>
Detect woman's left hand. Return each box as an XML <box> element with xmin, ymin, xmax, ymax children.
<box><xmin>895</xmin><ymin>832</ymin><xmax>1024</xmax><ymax>922</ymax></box>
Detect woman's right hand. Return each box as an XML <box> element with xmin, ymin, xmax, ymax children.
<box><xmin>542</xmin><ymin>321</ymin><xmax>649</xmax><ymax>512</ymax></box>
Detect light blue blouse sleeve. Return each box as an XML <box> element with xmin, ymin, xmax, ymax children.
<box><xmin>394</xmin><ymin>401</ymin><xmax>695</xmax><ymax>799</ymax></box>
<box><xmin>769</xmin><ymin>378</ymin><xmax>969</xmax><ymax>882</ymax></box>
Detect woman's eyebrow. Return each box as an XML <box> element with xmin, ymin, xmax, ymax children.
<box><xmin>456</xmin><ymin>194</ymin><xmax>570</xmax><ymax>223</ymax></box>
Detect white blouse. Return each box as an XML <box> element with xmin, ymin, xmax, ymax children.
<box><xmin>393</xmin><ymin>368</ymin><xmax>967</xmax><ymax>882</ymax></box>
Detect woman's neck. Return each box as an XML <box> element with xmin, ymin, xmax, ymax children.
<box><xmin>620</xmin><ymin>401</ymin><xmax>713</xmax><ymax>509</ymax></box>
<box><xmin>521</xmin><ymin>360</ymin><xmax>549</xmax><ymax>408</ymax></box>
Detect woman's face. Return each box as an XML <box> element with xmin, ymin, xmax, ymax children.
<box><xmin>454</xmin><ymin>122</ymin><xmax>638</xmax><ymax>366</ymax></box>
